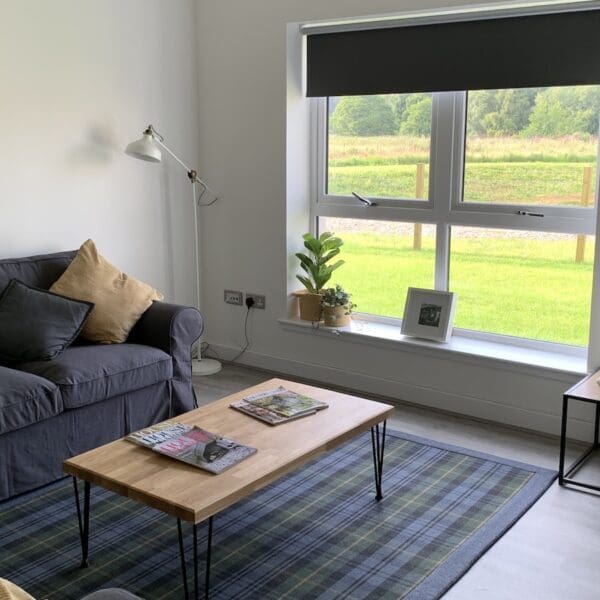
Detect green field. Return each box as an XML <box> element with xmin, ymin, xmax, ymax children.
<box><xmin>324</xmin><ymin>135</ymin><xmax>597</xmax><ymax>345</ymax></box>
<box><xmin>328</xmin><ymin>134</ymin><xmax>597</xmax><ymax>205</ymax></box>
<box><xmin>332</xmin><ymin>231</ymin><xmax>593</xmax><ymax>346</ymax></box>
<box><xmin>330</xmin><ymin>162</ymin><xmax>596</xmax><ymax>205</ymax></box>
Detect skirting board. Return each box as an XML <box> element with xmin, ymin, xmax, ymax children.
<box><xmin>208</xmin><ymin>343</ymin><xmax>593</xmax><ymax>442</ymax></box>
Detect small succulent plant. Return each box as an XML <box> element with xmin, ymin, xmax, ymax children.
<box><xmin>321</xmin><ymin>285</ymin><xmax>355</xmax><ymax>313</ymax></box>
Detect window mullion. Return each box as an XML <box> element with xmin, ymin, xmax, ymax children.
<box><xmin>314</xmin><ymin>97</ymin><xmax>328</xmax><ymax>210</ymax></box>
<box><xmin>310</xmin><ymin>97</ymin><xmax>324</xmax><ymax>234</ymax></box>
<box><xmin>430</xmin><ymin>92</ymin><xmax>464</xmax><ymax>289</ymax></box>
<box><xmin>434</xmin><ymin>223</ymin><xmax>450</xmax><ymax>290</ymax></box>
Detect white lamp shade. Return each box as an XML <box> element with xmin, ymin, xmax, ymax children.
<box><xmin>125</xmin><ymin>133</ymin><xmax>162</xmax><ymax>163</ymax></box>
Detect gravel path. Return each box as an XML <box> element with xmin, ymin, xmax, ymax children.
<box><xmin>321</xmin><ymin>218</ymin><xmax>587</xmax><ymax>241</ymax></box>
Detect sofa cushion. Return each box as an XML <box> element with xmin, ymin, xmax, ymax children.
<box><xmin>0</xmin><ymin>367</ymin><xmax>63</xmax><ymax>434</ymax></box>
<box><xmin>17</xmin><ymin>344</ymin><xmax>172</xmax><ymax>410</ymax></box>
<box><xmin>0</xmin><ymin>250</ymin><xmax>76</xmax><ymax>295</ymax></box>
<box><xmin>50</xmin><ymin>239</ymin><xmax>163</xmax><ymax>344</ymax></box>
<box><xmin>0</xmin><ymin>279</ymin><xmax>93</xmax><ymax>362</ymax></box>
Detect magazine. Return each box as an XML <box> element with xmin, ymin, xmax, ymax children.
<box><xmin>244</xmin><ymin>386</ymin><xmax>328</xmax><ymax>418</ymax></box>
<box><xmin>126</xmin><ymin>420</ymin><xmax>192</xmax><ymax>448</ymax></box>
<box><xmin>230</xmin><ymin>398</ymin><xmax>316</xmax><ymax>425</ymax></box>
<box><xmin>152</xmin><ymin>426</ymin><xmax>257</xmax><ymax>474</ymax></box>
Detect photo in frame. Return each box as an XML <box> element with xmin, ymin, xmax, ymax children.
<box><xmin>401</xmin><ymin>288</ymin><xmax>457</xmax><ymax>343</ymax></box>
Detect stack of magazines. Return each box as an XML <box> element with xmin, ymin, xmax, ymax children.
<box><xmin>126</xmin><ymin>420</ymin><xmax>256</xmax><ymax>474</ymax></box>
<box><xmin>230</xmin><ymin>386</ymin><xmax>328</xmax><ymax>425</ymax></box>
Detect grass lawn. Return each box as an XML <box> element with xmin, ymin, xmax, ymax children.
<box><xmin>333</xmin><ymin>231</ymin><xmax>593</xmax><ymax>346</ymax></box>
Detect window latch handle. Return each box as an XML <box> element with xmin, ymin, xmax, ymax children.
<box><xmin>352</xmin><ymin>192</ymin><xmax>377</xmax><ymax>207</ymax></box>
<box><xmin>516</xmin><ymin>210</ymin><xmax>544</xmax><ymax>217</ymax></box>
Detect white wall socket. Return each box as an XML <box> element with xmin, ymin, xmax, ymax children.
<box><xmin>224</xmin><ymin>290</ymin><xmax>243</xmax><ymax>305</ymax></box>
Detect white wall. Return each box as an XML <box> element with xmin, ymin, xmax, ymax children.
<box><xmin>195</xmin><ymin>0</ymin><xmax>599</xmax><ymax>441</ymax></box>
<box><xmin>0</xmin><ymin>0</ymin><xmax>201</xmax><ymax>306</ymax></box>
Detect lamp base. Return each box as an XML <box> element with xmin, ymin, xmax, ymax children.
<box><xmin>192</xmin><ymin>357</ymin><xmax>222</xmax><ymax>377</ymax></box>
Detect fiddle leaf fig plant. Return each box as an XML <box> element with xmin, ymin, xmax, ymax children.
<box><xmin>296</xmin><ymin>232</ymin><xmax>344</xmax><ymax>294</ymax></box>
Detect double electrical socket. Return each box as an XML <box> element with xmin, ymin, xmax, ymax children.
<box><xmin>224</xmin><ymin>290</ymin><xmax>265</xmax><ymax>309</ymax></box>
<box><xmin>246</xmin><ymin>293</ymin><xmax>266</xmax><ymax>310</ymax></box>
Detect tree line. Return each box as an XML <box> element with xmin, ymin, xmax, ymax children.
<box><xmin>329</xmin><ymin>87</ymin><xmax>600</xmax><ymax>137</ymax></box>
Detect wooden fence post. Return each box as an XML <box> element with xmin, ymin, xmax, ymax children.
<box><xmin>575</xmin><ymin>166</ymin><xmax>593</xmax><ymax>263</ymax></box>
<box><xmin>413</xmin><ymin>163</ymin><xmax>425</xmax><ymax>250</ymax></box>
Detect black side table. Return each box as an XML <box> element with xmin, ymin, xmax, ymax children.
<box><xmin>559</xmin><ymin>370</ymin><xmax>600</xmax><ymax>492</ymax></box>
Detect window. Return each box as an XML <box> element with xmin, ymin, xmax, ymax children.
<box><xmin>318</xmin><ymin>218</ymin><xmax>436</xmax><ymax>319</ymax></box>
<box><xmin>463</xmin><ymin>88</ymin><xmax>598</xmax><ymax>208</ymax></box>
<box><xmin>449</xmin><ymin>227</ymin><xmax>595</xmax><ymax>346</ymax></box>
<box><xmin>314</xmin><ymin>86</ymin><xmax>600</xmax><ymax>347</ymax></box>
<box><xmin>327</xmin><ymin>94</ymin><xmax>432</xmax><ymax>200</ymax></box>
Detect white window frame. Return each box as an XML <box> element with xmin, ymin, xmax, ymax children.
<box><xmin>311</xmin><ymin>89</ymin><xmax>599</xmax><ymax>351</ymax></box>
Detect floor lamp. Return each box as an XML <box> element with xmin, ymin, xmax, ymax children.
<box><xmin>125</xmin><ymin>124</ymin><xmax>222</xmax><ymax>376</ymax></box>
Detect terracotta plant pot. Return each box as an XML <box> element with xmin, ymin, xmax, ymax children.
<box><xmin>323</xmin><ymin>305</ymin><xmax>351</xmax><ymax>327</ymax></box>
<box><xmin>296</xmin><ymin>291</ymin><xmax>323</xmax><ymax>322</ymax></box>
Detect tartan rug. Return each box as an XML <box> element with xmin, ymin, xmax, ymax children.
<box><xmin>0</xmin><ymin>430</ymin><xmax>555</xmax><ymax>600</ymax></box>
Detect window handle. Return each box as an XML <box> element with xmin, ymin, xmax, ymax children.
<box><xmin>516</xmin><ymin>210</ymin><xmax>544</xmax><ymax>217</ymax></box>
<box><xmin>352</xmin><ymin>192</ymin><xmax>378</xmax><ymax>207</ymax></box>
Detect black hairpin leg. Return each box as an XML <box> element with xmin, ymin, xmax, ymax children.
<box><xmin>371</xmin><ymin>420</ymin><xmax>387</xmax><ymax>501</ymax></box>
<box><xmin>72</xmin><ymin>477</ymin><xmax>91</xmax><ymax>567</ymax></box>
<box><xmin>177</xmin><ymin>516</ymin><xmax>213</xmax><ymax>600</ymax></box>
<box><xmin>177</xmin><ymin>519</ymin><xmax>190</xmax><ymax>600</ymax></box>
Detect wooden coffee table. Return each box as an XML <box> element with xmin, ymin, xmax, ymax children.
<box><xmin>64</xmin><ymin>378</ymin><xmax>393</xmax><ymax>599</ymax></box>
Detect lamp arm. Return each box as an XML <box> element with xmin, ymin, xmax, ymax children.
<box><xmin>146</xmin><ymin>125</ymin><xmax>218</xmax><ymax>203</ymax></box>
<box><xmin>152</xmin><ymin>136</ymin><xmax>194</xmax><ymax>174</ymax></box>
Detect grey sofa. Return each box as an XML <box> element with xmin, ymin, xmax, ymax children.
<box><xmin>0</xmin><ymin>249</ymin><xmax>203</xmax><ymax>500</ymax></box>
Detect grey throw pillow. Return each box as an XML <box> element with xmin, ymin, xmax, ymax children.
<box><xmin>0</xmin><ymin>279</ymin><xmax>93</xmax><ymax>362</ymax></box>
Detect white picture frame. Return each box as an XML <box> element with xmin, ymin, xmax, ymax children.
<box><xmin>401</xmin><ymin>288</ymin><xmax>457</xmax><ymax>343</ymax></box>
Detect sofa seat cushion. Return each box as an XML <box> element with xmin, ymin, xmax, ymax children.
<box><xmin>0</xmin><ymin>367</ymin><xmax>62</xmax><ymax>434</ymax></box>
<box><xmin>17</xmin><ymin>344</ymin><xmax>172</xmax><ymax>410</ymax></box>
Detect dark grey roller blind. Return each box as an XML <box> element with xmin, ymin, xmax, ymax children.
<box><xmin>306</xmin><ymin>10</ymin><xmax>600</xmax><ymax>97</ymax></box>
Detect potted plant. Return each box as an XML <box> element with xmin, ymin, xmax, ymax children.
<box><xmin>321</xmin><ymin>285</ymin><xmax>355</xmax><ymax>327</ymax></box>
<box><xmin>295</xmin><ymin>232</ymin><xmax>344</xmax><ymax>321</ymax></box>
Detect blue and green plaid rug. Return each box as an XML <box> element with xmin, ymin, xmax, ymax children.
<box><xmin>0</xmin><ymin>430</ymin><xmax>555</xmax><ymax>599</ymax></box>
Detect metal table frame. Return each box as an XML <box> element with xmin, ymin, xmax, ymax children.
<box><xmin>72</xmin><ymin>420</ymin><xmax>388</xmax><ymax>600</ymax></box>
<box><xmin>559</xmin><ymin>376</ymin><xmax>600</xmax><ymax>493</ymax></box>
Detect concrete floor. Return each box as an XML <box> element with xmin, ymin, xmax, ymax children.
<box><xmin>194</xmin><ymin>364</ymin><xmax>600</xmax><ymax>600</ymax></box>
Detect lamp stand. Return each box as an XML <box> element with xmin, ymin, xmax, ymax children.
<box><xmin>191</xmin><ymin>180</ymin><xmax>221</xmax><ymax>377</ymax></box>
<box><xmin>192</xmin><ymin>357</ymin><xmax>222</xmax><ymax>376</ymax></box>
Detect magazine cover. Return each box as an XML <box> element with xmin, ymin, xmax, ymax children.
<box><xmin>126</xmin><ymin>420</ymin><xmax>192</xmax><ymax>448</ymax></box>
<box><xmin>230</xmin><ymin>399</ymin><xmax>316</xmax><ymax>425</ymax></box>
<box><xmin>245</xmin><ymin>386</ymin><xmax>328</xmax><ymax>418</ymax></box>
<box><xmin>152</xmin><ymin>427</ymin><xmax>257</xmax><ymax>474</ymax></box>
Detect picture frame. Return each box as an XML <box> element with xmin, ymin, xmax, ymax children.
<box><xmin>401</xmin><ymin>288</ymin><xmax>457</xmax><ymax>343</ymax></box>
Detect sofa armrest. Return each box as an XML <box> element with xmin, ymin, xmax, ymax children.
<box><xmin>129</xmin><ymin>302</ymin><xmax>203</xmax><ymax>413</ymax></box>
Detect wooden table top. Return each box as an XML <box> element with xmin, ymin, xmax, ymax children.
<box><xmin>64</xmin><ymin>378</ymin><xmax>393</xmax><ymax>523</ymax></box>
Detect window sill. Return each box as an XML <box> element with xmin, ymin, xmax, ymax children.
<box><xmin>277</xmin><ymin>316</ymin><xmax>587</xmax><ymax>378</ymax></box>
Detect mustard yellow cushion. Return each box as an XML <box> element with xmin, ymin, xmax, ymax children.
<box><xmin>0</xmin><ymin>579</ymin><xmax>35</xmax><ymax>600</ymax></box>
<box><xmin>50</xmin><ymin>239</ymin><xmax>163</xmax><ymax>344</ymax></box>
